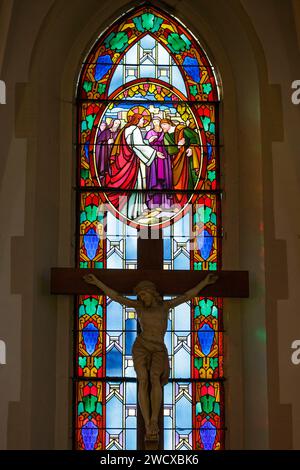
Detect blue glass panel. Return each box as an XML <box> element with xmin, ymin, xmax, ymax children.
<box><xmin>171</xmin><ymin>64</ymin><xmax>186</xmax><ymax>95</ymax></box>
<box><xmin>174</xmin><ymin>302</ymin><xmax>190</xmax><ymax>334</ymax></box>
<box><xmin>158</xmin><ymin>72</ymin><xmax>170</xmax><ymax>85</ymax></box>
<box><xmin>207</xmin><ymin>142</ymin><xmax>212</xmax><ymax>161</ymax></box>
<box><xmin>109</xmin><ymin>444</ymin><xmax>119</xmax><ymax>450</ymax></box>
<box><xmin>164</xmin><ymin>237</ymin><xmax>172</xmax><ymax>260</ymax></box>
<box><xmin>175</xmin><ymin>394</ymin><xmax>191</xmax><ymax>433</ymax></box>
<box><xmin>125</xmin><ymin>318</ymin><xmax>136</xmax><ymax>355</ymax></box>
<box><xmin>126</xmin><ymin>224</ymin><xmax>137</xmax><ymax>236</ymax></box>
<box><xmin>158</xmin><ymin>43</ymin><xmax>169</xmax><ymax>64</ymax></box>
<box><xmin>107</xmin><ymin>251</ymin><xmax>122</xmax><ymax>269</ymax></box>
<box><xmin>174</xmin><ymin>213</ymin><xmax>190</xmax><ymax>237</ymax></box>
<box><xmin>141</xmin><ymin>61</ymin><xmax>155</xmax><ymax>78</ymax></box>
<box><xmin>140</xmin><ymin>35</ymin><xmax>155</xmax><ymax>49</ymax></box>
<box><xmin>198</xmin><ymin>324</ymin><xmax>214</xmax><ymax>355</ymax></box>
<box><xmin>126</xmin><ymin>43</ymin><xmax>138</xmax><ymax>63</ymax></box>
<box><xmin>197</xmin><ymin>229</ymin><xmax>213</xmax><ymax>260</ymax></box>
<box><xmin>125</xmin><ymin>236</ymin><xmax>137</xmax><ymax>260</ymax></box>
<box><xmin>180</xmin><ymin>444</ymin><xmax>190</xmax><ymax>450</ymax></box>
<box><xmin>106</xmin><ymin>347</ymin><xmax>122</xmax><ymax>376</ymax></box>
<box><xmin>164</xmin><ymin>417</ymin><xmax>173</xmax><ymax>450</ymax></box>
<box><xmin>81</xmin><ymin>421</ymin><xmax>98</xmax><ymax>450</ymax></box>
<box><xmin>108</xmin><ymin>63</ymin><xmax>123</xmax><ymax>95</ymax></box>
<box><xmin>125</xmin><ymin>364</ymin><xmax>136</xmax><ymax>378</ymax></box>
<box><xmin>84</xmin><ymin>228</ymin><xmax>99</xmax><ymax>259</ymax></box>
<box><xmin>126</xmin><ymin>382</ymin><xmax>137</xmax><ymax>405</ymax></box>
<box><xmin>126</xmin><ymin>416</ymin><xmax>136</xmax><ymax>429</ymax></box>
<box><xmin>126</xmin><ymin>429</ymin><xmax>136</xmax><ymax>450</ymax></box>
<box><xmin>107</xmin><ymin>210</ymin><xmax>123</xmax><ymax>236</ymax></box>
<box><xmin>164</xmin><ymin>382</ymin><xmax>173</xmax><ymax>403</ymax></box>
<box><xmin>125</xmin><ymin>74</ymin><xmax>138</xmax><ymax>84</ymax></box>
<box><xmin>174</xmin><ymin>252</ymin><xmax>189</xmax><ymax>270</ymax></box>
<box><xmin>174</xmin><ymin>346</ymin><xmax>190</xmax><ymax>378</ymax></box>
<box><xmin>106</xmin><ymin>394</ymin><xmax>122</xmax><ymax>429</ymax></box>
<box><xmin>200</xmin><ymin>420</ymin><xmax>217</xmax><ymax>450</ymax></box>
<box><xmin>163</xmin><ymin>224</ymin><xmax>171</xmax><ymax>237</ymax></box>
<box><xmin>107</xmin><ymin>301</ymin><xmax>122</xmax><ymax>334</ymax></box>
<box><xmin>95</xmin><ymin>54</ymin><xmax>113</xmax><ymax>81</ymax></box>
<box><xmin>84</xmin><ymin>142</ymin><xmax>89</xmax><ymax>160</ymax></box>
<box><xmin>182</xmin><ymin>56</ymin><xmax>200</xmax><ymax>82</ymax></box>
<box><xmin>82</xmin><ymin>323</ymin><xmax>99</xmax><ymax>355</ymax></box>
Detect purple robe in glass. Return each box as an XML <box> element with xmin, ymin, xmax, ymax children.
<box><xmin>145</xmin><ymin>129</ymin><xmax>173</xmax><ymax>208</ymax></box>
<box><xmin>95</xmin><ymin>127</ymin><xmax>111</xmax><ymax>182</ymax></box>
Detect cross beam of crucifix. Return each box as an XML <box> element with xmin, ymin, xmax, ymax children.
<box><xmin>51</xmin><ymin>228</ymin><xmax>248</xmax><ymax>297</ymax></box>
<box><xmin>51</xmin><ymin>267</ymin><xmax>248</xmax><ymax>297</ymax></box>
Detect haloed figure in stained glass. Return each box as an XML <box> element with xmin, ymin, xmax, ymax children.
<box><xmin>104</xmin><ymin>107</ymin><xmax>165</xmax><ymax>219</ymax></box>
<box><xmin>83</xmin><ymin>272</ymin><xmax>218</xmax><ymax>442</ymax></box>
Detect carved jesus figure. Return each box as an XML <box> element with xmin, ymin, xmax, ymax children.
<box><xmin>83</xmin><ymin>272</ymin><xmax>218</xmax><ymax>441</ymax></box>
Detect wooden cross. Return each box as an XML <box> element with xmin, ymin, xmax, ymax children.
<box><xmin>51</xmin><ymin>235</ymin><xmax>249</xmax><ymax>450</ymax></box>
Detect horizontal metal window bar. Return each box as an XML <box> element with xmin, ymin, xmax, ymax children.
<box><xmin>74</xmin><ymin>329</ymin><xmax>225</xmax><ymax>333</ymax></box>
<box><xmin>73</xmin><ymin>376</ymin><xmax>225</xmax><ymax>382</ymax></box>
<box><xmin>74</xmin><ymin>427</ymin><xmax>227</xmax><ymax>431</ymax></box>
<box><xmin>79</xmin><ymin>234</ymin><xmax>222</xmax><ymax>237</ymax></box>
<box><xmin>77</xmin><ymin>143</ymin><xmax>223</xmax><ymax>148</ymax></box>
<box><xmin>80</xmin><ymin>62</ymin><xmax>218</xmax><ymax>68</ymax></box>
<box><xmin>76</xmin><ymin>187</ymin><xmax>222</xmax><ymax>194</ymax></box>
<box><xmin>77</xmin><ymin>98</ymin><xmax>220</xmax><ymax>105</ymax></box>
<box><xmin>79</xmin><ymin>239</ymin><xmax>222</xmax><ymax>244</ymax></box>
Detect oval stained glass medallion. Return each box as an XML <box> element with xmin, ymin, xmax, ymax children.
<box><xmin>88</xmin><ymin>80</ymin><xmax>209</xmax><ymax>227</ymax></box>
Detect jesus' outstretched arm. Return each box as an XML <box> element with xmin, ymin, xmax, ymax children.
<box><xmin>83</xmin><ymin>273</ymin><xmax>139</xmax><ymax>308</ymax></box>
<box><xmin>164</xmin><ymin>273</ymin><xmax>218</xmax><ymax>309</ymax></box>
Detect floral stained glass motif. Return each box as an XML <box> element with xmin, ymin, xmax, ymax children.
<box><xmin>76</xmin><ymin>4</ymin><xmax>222</xmax><ymax>450</ymax></box>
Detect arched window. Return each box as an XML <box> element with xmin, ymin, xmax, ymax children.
<box><xmin>75</xmin><ymin>5</ymin><xmax>222</xmax><ymax>450</ymax></box>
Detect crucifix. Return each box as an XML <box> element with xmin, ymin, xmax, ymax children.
<box><xmin>51</xmin><ymin>233</ymin><xmax>249</xmax><ymax>450</ymax></box>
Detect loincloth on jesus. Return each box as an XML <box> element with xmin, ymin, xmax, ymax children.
<box><xmin>132</xmin><ymin>334</ymin><xmax>170</xmax><ymax>386</ymax></box>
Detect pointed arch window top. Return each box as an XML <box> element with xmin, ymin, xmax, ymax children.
<box><xmin>108</xmin><ymin>34</ymin><xmax>187</xmax><ymax>96</ymax></box>
<box><xmin>78</xmin><ymin>6</ymin><xmax>220</xmax><ymax>102</ymax></box>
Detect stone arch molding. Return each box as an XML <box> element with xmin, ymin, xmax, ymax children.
<box><xmin>9</xmin><ymin>0</ymin><xmax>286</xmax><ymax>450</ymax></box>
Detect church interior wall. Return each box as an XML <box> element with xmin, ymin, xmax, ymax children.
<box><xmin>0</xmin><ymin>0</ymin><xmax>299</xmax><ymax>450</ymax></box>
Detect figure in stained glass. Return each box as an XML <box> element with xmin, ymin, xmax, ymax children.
<box><xmin>108</xmin><ymin>119</ymin><xmax>121</xmax><ymax>145</ymax></box>
<box><xmin>95</xmin><ymin>122</ymin><xmax>111</xmax><ymax>182</ymax></box>
<box><xmin>103</xmin><ymin>107</ymin><xmax>165</xmax><ymax>219</ymax></box>
<box><xmin>95</xmin><ymin>119</ymin><xmax>122</xmax><ymax>183</ymax></box>
<box><xmin>83</xmin><ymin>272</ymin><xmax>218</xmax><ymax>442</ymax></box>
<box><xmin>161</xmin><ymin>119</ymin><xmax>201</xmax><ymax>200</ymax></box>
<box><xmin>145</xmin><ymin>117</ymin><xmax>173</xmax><ymax>208</ymax></box>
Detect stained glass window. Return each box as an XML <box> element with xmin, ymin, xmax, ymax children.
<box><xmin>75</xmin><ymin>5</ymin><xmax>223</xmax><ymax>450</ymax></box>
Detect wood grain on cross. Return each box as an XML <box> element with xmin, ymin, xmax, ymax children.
<box><xmin>51</xmin><ymin>235</ymin><xmax>249</xmax><ymax>450</ymax></box>
<box><xmin>51</xmin><ymin>238</ymin><xmax>249</xmax><ymax>298</ymax></box>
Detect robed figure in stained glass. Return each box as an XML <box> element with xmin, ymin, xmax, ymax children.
<box><xmin>95</xmin><ymin>122</ymin><xmax>111</xmax><ymax>182</ymax></box>
<box><xmin>83</xmin><ymin>272</ymin><xmax>218</xmax><ymax>442</ymax></box>
<box><xmin>145</xmin><ymin>117</ymin><xmax>173</xmax><ymax>209</ymax></box>
<box><xmin>95</xmin><ymin>119</ymin><xmax>121</xmax><ymax>183</ymax></box>
<box><xmin>104</xmin><ymin>108</ymin><xmax>165</xmax><ymax>219</ymax></box>
<box><xmin>161</xmin><ymin>119</ymin><xmax>202</xmax><ymax>203</ymax></box>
